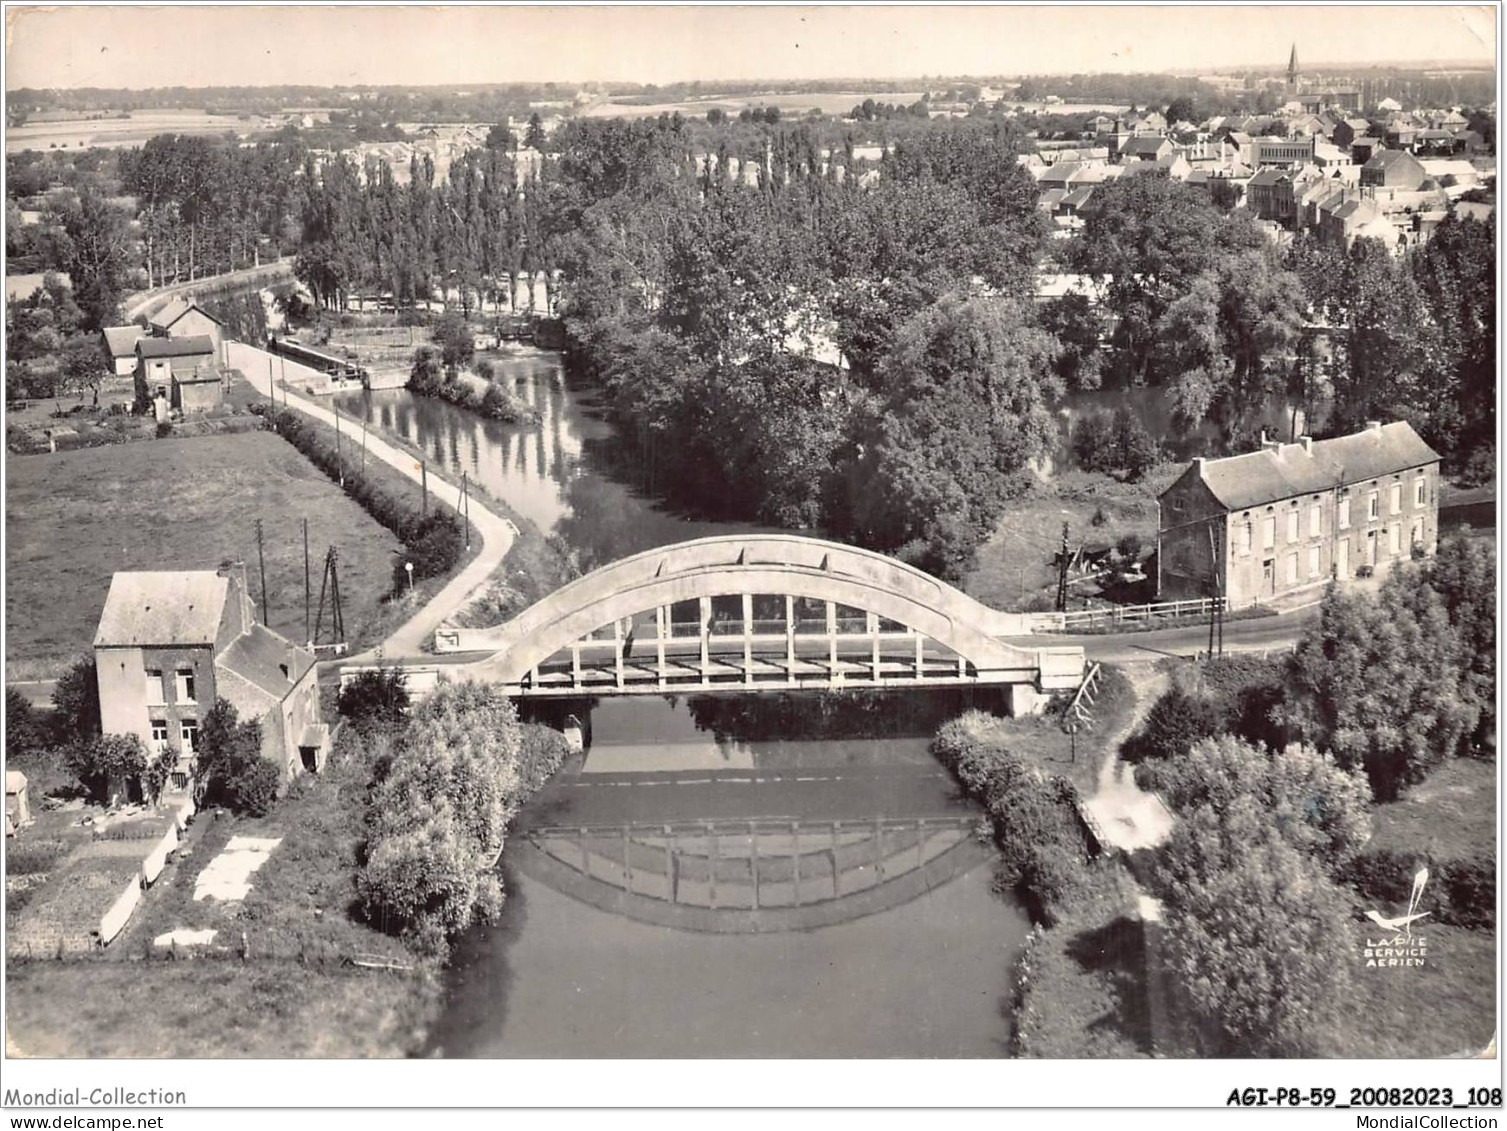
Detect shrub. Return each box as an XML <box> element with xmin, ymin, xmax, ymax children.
<box><xmin>1071</xmin><ymin>410</ymin><xmax>1117</xmax><ymax>473</ymax></box>
<box><xmin>196</xmin><ymin>698</ymin><xmax>281</xmax><ymax>816</ymax></box>
<box><xmin>1344</xmin><ymin>849</ymin><xmax>1495</xmax><ymax>930</ymax></box>
<box><xmin>337</xmin><ymin>668</ymin><xmax>411</xmax><ymax>726</ymax></box>
<box><xmin>1122</xmin><ymin>685</ymin><xmax>1220</xmax><ymax>764</ymax></box>
<box><xmin>66</xmin><ymin>733</ymin><xmax>149</xmax><ymax>806</ymax></box>
<box><xmin>933</xmin><ymin>711</ymin><xmax>1090</xmax><ymax>922</ymax></box>
<box><xmin>5</xmin><ymin>688</ymin><xmax>47</xmax><ymax>760</ymax></box>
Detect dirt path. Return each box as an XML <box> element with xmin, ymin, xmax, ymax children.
<box><xmin>1081</xmin><ymin>665</ymin><xmax>1174</xmax><ymax>853</ymax></box>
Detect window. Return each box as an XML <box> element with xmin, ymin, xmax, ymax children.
<box><xmin>1415</xmin><ymin>476</ymin><xmax>1427</xmax><ymax>508</ymax></box>
<box><xmin>1411</xmin><ymin>519</ymin><xmax>1425</xmax><ymax>548</ymax></box>
<box><xmin>1368</xmin><ymin>492</ymin><xmax>1380</xmax><ymax>522</ymax></box>
<box><xmin>1240</xmin><ymin>521</ymin><xmax>1253</xmax><ymax>555</ymax></box>
<box><xmin>180</xmin><ymin>719</ymin><xmax>199</xmax><ymax>753</ymax></box>
<box><xmin>1286</xmin><ymin>552</ymin><xmax>1299</xmax><ymax>584</ymax></box>
<box><xmin>1286</xmin><ymin>510</ymin><xmax>1300</xmax><ymax>543</ymax></box>
<box><xmin>1262</xmin><ymin>514</ymin><xmax>1276</xmax><ymax>550</ymax></box>
<box><xmin>150</xmin><ymin>720</ymin><xmax>169</xmax><ymax>753</ymax></box>
<box><xmin>1389</xmin><ymin>524</ymin><xmax>1401</xmax><ymax>556</ymax></box>
<box><xmin>1390</xmin><ymin>482</ymin><xmax>1402</xmax><ymax>515</ymax></box>
<box><xmin>1338</xmin><ymin>495</ymin><xmax>1351</xmax><ymax>529</ymax></box>
<box><xmin>175</xmin><ymin>667</ymin><xmax>196</xmax><ymax>702</ymax></box>
<box><xmin>1309</xmin><ymin>504</ymin><xmax>1321</xmax><ymax>538</ymax></box>
<box><xmin>1308</xmin><ymin>545</ymin><xmax>1321</xmax><ymax>577</ymax></box>
<box><xmin>144</xmin><ymin>668</ymin><xmax>166</xmax><ymax>706</ymax></box>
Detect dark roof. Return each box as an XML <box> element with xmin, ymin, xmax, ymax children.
<box><xmin>1123</xmin><ymin>136</ymin><xmax>1171</xmax><ymax>157</ymax></box>
<box><xmin>136</xmin><ymin>335</ymin><xmax>215</xmax><ymax>359</ymax></box>
<box><xmin>217</xmin><ymin>623</ymin><xmax>316</xmax><ymax>703</ymax></box>
<box><xmin>94</xmin><ymin>571</ymin><xmax>229</xmax><ymax>647</ymax></box>
<box><xmin>101</xmin><ymin>325</ymin><xmax>142</xmax><ymax>358</ymax></box>
<box><xmin>1365</xmin><ymin>149</ymin><xmax>1424</xmax><ymax>171</ymax></box>
<box><xmin>1170</xmin><ymin>422</ymin><xmax>1440</xmax><ymax>512</ymax></box>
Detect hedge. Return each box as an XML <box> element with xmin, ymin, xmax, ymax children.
<box><xmin>932</xmin><ymin>710</ymin><xmax>1091</xmax><ymax>924</ymax></box>
<box><xmin>407</xmin><ymin>360</ymin><xmax>539</xmax><ymax>425</ymax></box>
<box><xmin>1343</xmin><ymin>848</ymin><xmax>1494</xmax><ymax>930</ymax></box>
<box><xmin>254</xmin><ymin>404</ymin><xmax>464</xmax><ymax>589</ymax></box>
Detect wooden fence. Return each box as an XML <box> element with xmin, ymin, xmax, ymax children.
<box><xmin>1030</xmin><ymin>596</ymin><xmax>1225</xmax><ymax>633</ymax></box>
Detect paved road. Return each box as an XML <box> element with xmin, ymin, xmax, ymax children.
<box><xmin>1007</xmin><ymin>605</ymin><xmax>1322</xmax><ymax>664</ymax></box>
<box><xmin>227</xmin><ymin>340</ymin><xmax>516</xmax><ymax>658</ymax></box>
<box><xmin>123</xmin><ymin>259</ymin><xmax>295</xmax><ymax>322</ymax></box>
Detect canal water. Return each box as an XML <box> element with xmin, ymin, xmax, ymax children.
<box><xmin>337</xmin><ymin>349</ymin><xmax>1031</xmax><ymax>1057</ymax></box>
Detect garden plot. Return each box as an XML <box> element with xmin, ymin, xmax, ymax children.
<box><xmin>193</xmin><ymin>836</ymin><xmax>282</xmax><ymax>902</ymax></box>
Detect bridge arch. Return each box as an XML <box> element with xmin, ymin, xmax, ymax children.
<box><xmin>445</xmin><ymin>535</ymin><xmax>1075</xmax><ymax>693</ymax></box>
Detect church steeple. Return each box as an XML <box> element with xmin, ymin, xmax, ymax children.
<box><xmin>1287</xmin><ymin>43</ymin><xmax>1300</xmax><ymax>88</ymax></box>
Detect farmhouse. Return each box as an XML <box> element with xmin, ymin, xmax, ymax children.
<box><xmin>101</xmin><ymin>326</ymin><xmax>143</xmax><ymax>377</ymax></box>
<box><xmin>147</xmin><ymin>297</ymin><xmax>225</xmax><ymax>360</ymax></box>
<box><xmin>1156</xmin><ymin>421</ymin><xmax>1441</xmax><ymax>606</ymax></box>
<box><xmin>134</xmin><ymin>336</ymin><xmax>222</xmax><ymax>415</ymax></box>
<box><xmin>93</xmin><ymin>565</ymin><xmax>329</xmax><ymax>797</ymax></box>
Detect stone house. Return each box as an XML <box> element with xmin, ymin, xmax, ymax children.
<box><xmin>1364</xmin><ymin>150</ymin><xmax>1430</xmax><ymax>191</ymax></box>
<box><xmin>1157</xmin><ymin>421</ymin><xmax>1441</xmax><ymax>607</ymax></box>
<box><xmin>93</xmin><ymin>566</ymin><xmax>328</xmax><ymax>800</ymax></box>
<box><xmin>134</xmin><ymin>336</ymin><xmax>221</xmax><ymax>414</ymax></box>
<box><xmin>101</xmin><ymin>326</ymin><xmax>143</xmax><ymax>377</ymax></box>
<box><xmin>147</xmin><ymin>298</ymin><xmax>225</xmax><ymax>363</ymax></box>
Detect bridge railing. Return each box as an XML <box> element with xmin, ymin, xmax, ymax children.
<box><xmin>1028</xmin><ymin>596</ymin><xmax>1225</xmax><ymax>633</ymax></box>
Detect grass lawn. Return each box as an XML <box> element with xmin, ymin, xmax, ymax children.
<box><xmin>1014</xmin><ymin>862</ymin><xmax>1150</xmax><ymax>1058</ymax></box>
<box><xmin>965</xmin><ymin>466</ymin><xmax>1182</xmax><ymax>613</ymax></box>
<box><xmin>4</xmin><ymin>430</ymin><xmax>404</xmax><ymax>680</ymax></box>
<box><xmin>5</xmin><ymin>727</ymin><xmax>442</xmax><ymax>1058</ymax></box>
<box><xmin>1367</xmin><ymin>757</ymin><xmax>1496</xmax><ymax>863</ymax></box>
<box><xmin>967</xmin><ymin>665</ymin><xmax>1136</xmax><ymax>794</ymax></box>
<box><xmin>4</xmin><ymin>960</ymin><xmax>435</xmax><ymax>1057</ymax></box>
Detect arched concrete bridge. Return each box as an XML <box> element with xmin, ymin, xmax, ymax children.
<box><xmin>414</xmin><ymin>535</ymin><xmax>1085</xmax><ymax>707</ymax></box>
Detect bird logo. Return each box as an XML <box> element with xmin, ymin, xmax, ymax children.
<box><xmin>1364</xmin><ymin>868</ymin><xmax>1431</xmax><ymax>940</ymax></box>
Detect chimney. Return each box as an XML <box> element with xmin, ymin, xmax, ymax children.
<box><xmin>1260</xmin><ymin>429</ymin><xmax>1282</xmax><ymax>451</ymax></box>
<box><xmin>1192</xmin><ymin>456</ymin><xmax>1205</xmax><ymax>475</ymax></box>
<box><xmin>1300</xmin><ymin>434</ymin><xmax>1313</xmax><ymax>454</ymax></box>
<box><xmin>1367</xmin><ymin>420</ymin><xmax>1383</xmax><ymax>434</ymax></box>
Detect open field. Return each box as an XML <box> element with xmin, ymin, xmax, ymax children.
<box><xmin>586</xmin><ymin>90</ymin><xmax>929</xmax><ymax>118</ymax></box>
<box><xmin>965</xmin><ymin>466</ymin><xmax>1180</xmax><ymax>613</ymax></box>
<box><xmin>4</xmin><ymin>960</ymin><xmax>435</xmax><ymax>1057</ymax></box>
<box><xmin>4</xmin><ymin>431</ymin><xmax>403</xmax><ymax>680</ymax></box>
<box><xmin>1367</xmin><ymin>757</ymin><xmax>1496</xmax><ymax>863</ymax></box>
<box><xmin>6</xmin><ymin>110</ymin><xmax>253</xmax><ymax>154</ymax></box>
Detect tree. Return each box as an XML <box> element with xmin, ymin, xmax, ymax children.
<box><xmin>357</xmin><ymin>681</ymin><xmax>530</xmax><ymax>952</ymax></box>
<box><xmin>432</xmin><ymin>312</ymin><xmax>474</xmax><ymax>373</ymax></box>
<box><xmin>1157</xmin><ymin>800</ymin><xmax>1356</xmax><ymax>1056</ymax></box>
<box><xmin>525</xmin><ymin>112</ymin><xmax>546</xmax><ymax>151</ymax></box>
<box><xmin>60</xmin><ymin>333</ymin><xmax>108</xmax><ymax>406</ymax></box>
<box><xmin>66</xmin><ymin>733</ymin><xmax>151</xmax><ymax>806</ymax></box>
<box><xmin>51</xmin><ymin>654</ymin><xmax>101</xmax><ymax>749</ymax></box>
<box><xmin>56</xmin><ymin>191</ymin><xmax>129</xmax><ymax>330</ymax></box>
<box><xmin>1400</xmin><ymin>539</ymin><xmax>1495</xmax><ymax>755</ymax></box>
<box><xmin>846</xmin><ymin>294</ymin><xmax>1062</xmax><ymax>579</ymax></box>
<box><xmin>705</xmin><ymin>108</ymin><xmax>726</xmax><ymax>126</ymax></box>
<box><xmin>484</xmin><ymin>123</ymin><xmax>515</xmax><ymax>152</ymax></box>
<box><xmin>196</xmin><ymin>698</ymin><xmax>280</xmax><ymax>815</ymax></box>
<box><xmin>1275</xmin><ymin>582</ymin><xmax>1472</xmax><ymax>800</ymax></box>
<box><xmin>337</xmin><ymin>668</ymin><xmax>411</xmax><ymax>727</ymax></box>
<box><xmin>1165</xmin><ymin>95</ymin><xmax>1197</xmax><ymax>125</ymax></box>
<box><xmin>5</xmin><ymin>688</ymin><xmax>46</xmax><ymax>761</ymax></box>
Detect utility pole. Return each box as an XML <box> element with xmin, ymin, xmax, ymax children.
<box><xmin>421</xmin><ymin>460</ymin><xmax>428</xmax><ymax>519</ymax></box>
<box><xmin>360</xmin><ymin>417</ymin><xmax>367</xmax><ymax>474</ymax></box>
<box><xmin>334</xmin><ymin>403</ymin><xmax>343</xmax><ymax>487</ymax></box>
<box><xmin>461</xmin><ymin>470</ymin><xmax>470</xmax><ymax>550</ymax></box>
<box><xmin>303</xmin><ymin>518</ymin><xmax>311</xmax><ymax>646</ymax></box>
<box><xmin>1055</xmin><ymin>521</ymin><xmax>1071</xmax><ymax>614</ymax></box>
<box><xmin>254</xmin><ymin>518</ymin><xmax>269</xmax><ymax>626</ymax></box>
<box><xmin>266</xmin><ymin>356</ymin><xmax>275</xmax><ymax>409</ymax></box>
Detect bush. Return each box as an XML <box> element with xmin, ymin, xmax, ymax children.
<box><xmin>337</xmin><ymin>668</ymin><xmax>411</xmax><ymax>726</ymax></box>
<box><xmin>1122</xmin><ymin>685</ymin><xmax>1220</xmax><ymax>764</ymax></box>
<box><xmin>1344</xmin><ymin>849</ymin><xmax>1494</xmax><ymax>930</ymax></box>
<box><xmin>933</xmin><ymin>711</ymin><xmax>1090</xmax><ymax>922</ymax></box>
<box><xmin>6</xmin><ymin>688</ymin><xmax>47</xmax><ymax>760</ymax></box>
<box><xmin>196</xmin><ymin>698</ymin><xmax>281</xmax><ymax>816</ymax></box>
<box><xmin>66</xmin><ymin>733</ymin><xmax>149</xmax><ymax>806</ymax></box>
<box><xmin>50</xmin><ymin>655</ymin><xmax>100</xmax><ymax>748</ymax></box>
<box><xmin>1072</xmin><ymin>411</ymin><xmax>1117</xmax><ymax>473</ymax></box>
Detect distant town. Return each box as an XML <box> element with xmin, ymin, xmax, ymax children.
<box><xmin>3</xmin><ymin>34</ymin><xmax>1497</xmax><ymax>1070</ymax></box>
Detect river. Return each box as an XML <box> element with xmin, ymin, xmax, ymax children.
<box><xmin>336</xmin><ymin>348</ymin><xmax>1031</xmax><ymax>1058</ymax></box>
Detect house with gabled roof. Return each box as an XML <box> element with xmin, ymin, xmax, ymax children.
<box><xmin>134</xmin><ymin>335</ymin><xmax>222</xmax><ymax>415</ymax></box>
<box><xmin>1157</xmin><ymin>421</ymin><xmax>1441</xmax><ymax>606</ymax></box>
<box><xmin>93</xmin><ymin>564</ymin><xmax>328</xmax><ymax>803</ymax></box>
<box><xmin>101</xmin><ymin>325</ymin><xmax>144</xmax><ymax>377</ymax></box>
<box><xmin>147</xmin><ymin>297</ymin><xmax>225</xmax><ymax>361</ymax></box>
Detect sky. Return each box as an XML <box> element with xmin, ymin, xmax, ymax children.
<box><xmin>4</xmin><ymin>4</ymin><xmax>1498</xmax><ymax>91</ymax></box>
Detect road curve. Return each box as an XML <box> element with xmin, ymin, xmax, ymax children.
<box><xmin>123</xmin><ymin>258</ymin><xmax>295</xmax><ymax>323</ymax></box>
<box><xmin>226</xmin><ymin>339</ymin><xmax>515</xmax><ymax>659</ymax></box>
